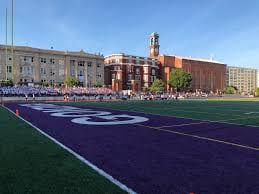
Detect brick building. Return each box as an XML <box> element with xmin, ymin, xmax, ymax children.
<box><xmin>149</xmin><ymin>32</ymin><xmax>226</xmax><ymax>92</ymax></box>
<box><xmin>105</xmin><ymin>32</ymin><xmax>227</xmax><ymax>93</ymax></box>
<box><xmin>158</xmin><ymin>55</ymin><xmax>226</xmax><ymax>92</ymax></box>
<box><xmin>104</xmin><ymin>54</ymin><xmax>159</xmax><ymax>92</ymax></box>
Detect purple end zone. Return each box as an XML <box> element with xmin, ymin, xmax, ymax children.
<box><xmin>5</xmin><ymin>103</ymin><xmax>259</xmax><ymax>194</ymax></box>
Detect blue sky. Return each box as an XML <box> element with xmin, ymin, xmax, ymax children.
<box><xmin>0</xmin><ymin>0</ymin><xmax>259</xmax><ymax>68</ymax></box>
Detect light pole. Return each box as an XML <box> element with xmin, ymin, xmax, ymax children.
<box><xmin>5</xmin><ymin>8</ymin><xmax>8</xmax><ymax>80</ymax></box>
<box><xmin>11</xmin><ymin>0</ymin><xmax>15</xmax><ymax>83</ymax></box>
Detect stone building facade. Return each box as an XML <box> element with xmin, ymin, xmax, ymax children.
<box><xmin>104</xmin><ymin>54</ymin><xmax>159</xmax><ymax>92</ymax></box>
<box><xmin>0</xmin><ymin>45</ymin><xmax>104</xmax><ymax>86</ymax></box>
<box><xmin>226</xmin><ymin>66</ymin><xmax>257</xmax><ymax>93</ymax></box>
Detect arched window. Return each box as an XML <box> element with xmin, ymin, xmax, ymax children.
<box><xmin>150</xmin><ymin>38</ymin><xmax>154</xmax><ymax>46</ymax></box>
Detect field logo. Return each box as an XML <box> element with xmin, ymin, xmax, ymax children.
<box><xmin>19</xmin><ymin>104</ymin><xmax>149</xmax><ymax>125</ymax></box>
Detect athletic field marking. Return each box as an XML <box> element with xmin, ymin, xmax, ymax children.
<box><xmin>134</xmin><ymin>124</ymin><xmax>259</xmax><ymax>152</ymax></box>
<box><xmin>136</xmin><ymin>122</ymin><xmax>208</xmax><ymax>129</ymax></box>
<box><xmin>145</xmin><ymin>107</ymin><xmax>238</xmax><ymax>117</ymax></box>
<box><xmin>219</xmin><ymin>115</ymin><xmax>259</xmax><ymax>122</ymax></box>
<box><xmin>82</xmin><ymin>105</ymin><xmax>259</xmax><ymax>129</ymax></box>
<box><xmin>158</xmin><ymin>121</ymin><xmax>209</xmax><ymax>128</ymax></box>
<box><xmin>244</xmin><ymin>112</ymin><xmax>259</xmax><ymax>115</ymax></box>
<box><xmin>2</xmin><ymin>105</ymin><xmax>136</xmax><ymax>194</ymax></box>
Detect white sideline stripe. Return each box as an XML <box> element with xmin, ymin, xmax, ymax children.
<box><xmin>2</xmin><ymin>105</ymin><xmax>137</xmax><ymax>194</ymax></box>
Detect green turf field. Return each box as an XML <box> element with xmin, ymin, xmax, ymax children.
<box><xmin>2</xmin><ymin>99</ymin><xmax>259</xmax><ymax>193</ymax></box>
<box><xmin>0</xmin><ymin>107</ymin><xmax>126</xmax><ymax>194</ymax></box>
<box><xmin>61</xmin><ymin>99</ymin><xmax>259</xmax><ymax>127</ymax></box>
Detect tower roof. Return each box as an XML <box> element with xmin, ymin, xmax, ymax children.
<box><xmin>150</xmin><ymin>32</ymin><xmax>159</xmax><ymax>36</ymax></box>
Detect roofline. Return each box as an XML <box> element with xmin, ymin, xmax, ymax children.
<box><xmin>0</xmin><ymin>44</ymin><xmax>104</xmax><ymax>59</ymax></box>
<box><xmin>105</xmin><ymin>53</ymin><xmax>157</xmax><ymax>61</ymax></box>
<box><xmin>160</xmin><ymin>54</ymin><xmax>226</xmax><ymax>65</ymax></box>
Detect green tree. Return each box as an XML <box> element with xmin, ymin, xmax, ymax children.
<box><xmin>149</xmin><ymin>79</ymin><xmax>165</xmax><ymax>93</ymax></box>
<box><xmin>255</xmin><ymin>88</ymin><xmax>259</xmax><ymax>97</ymax></box>
<box><xmin>94</xmin><ymin>82</ymin><xmax>103</xmax><ymax>88</ymax></box>
<box><xmin>0</xmin><ymin>79</ymin><xmax>14</xmax><ymax>87</ymax></box>
<box><xmin>64</xmin><ymin>77</ymin><xmax>80</xmax><ymax>87</ymax></box>
<box><xmin>168</xmin><ymin>69</ymin><xmax>192</xmax><ymax>92</ymax></box>
<box><xmin>224</xmin><ymin>86</ymin><xmax>237</xmax><ymax>94</ymax></box>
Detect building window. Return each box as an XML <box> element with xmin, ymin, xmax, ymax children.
<box><xmin>50</xmin><ymin>58</ymin><xmax>55</xmax><ymax>64</ymax></box>
<box><xmin>7</xmin><ymin>66</ymin><xmax>12</xmax><ymax>73</ymax></box>
<box><xmin>41</xmin><ymin>58</ymin><xmax>46</xmax><ymax>63</ymax></box>
<box><xmin>20</xmin><ymin>67</ymin><xmax>23</xmax><ymax>73</ymax></box>
<box><xmin>128</xmin><ymin>74</ymin><xmax>133</xmax><ymax>81</ymax></box>
<box><xmin>78</xmin><ymin>61</ymin><xmax>85</xmax><ymax>67</ymax></box>
<box><xmin>79</xmin><ymin>70</ymin><xmax>83</xmax><ymax>76</ymax></box>
<box><xmin>127</xmin><ymin>66</ymin><xmax>133</xmax><ymax>73</ymax></box>
<box><xmin>97</xmin><ymin>63</ymin><xmax>101</xmax><ymax>68</ymax></box>
<box><xmin>152</xmin><ymin>69</ymin><xmax>156</xmax><ymax>75</ymax></box>
<box><xmin>112</xmin><ymin>74</ymin><xmax>116</xmax><ymax>79</ymax></box>
<box><xmin>50</xmin><ymin>68</ymin><xmax>55</xmax><ymax>76</ymax></box>
<box><xmin>87</xmin><ymin>62</ymin><xmax>92</xmax><ymax>67</ymax></box>
<box><xmin>135</xmin><ymin>75</ymin><xmax>141</xmax><ymax>81</ymax></box>
<box><xmin>151</xmin><ymin>76</ymin><xmax>156</xmax><ymax>82</ymax></box>
<box><xmin>40</xmin><ymin>67</ymin><xmax>46</xmax><ymax>75</ymax></box>
<box><xmin>136</xmin><ymin>68</ymin><xmax>140</xmax><ymax>75</ymax></box>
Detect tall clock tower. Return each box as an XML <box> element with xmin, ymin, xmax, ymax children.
<box><xmin>149</xmin><ymin>32</ymin><xmax>160</xmax><ymax>58</ymax></box>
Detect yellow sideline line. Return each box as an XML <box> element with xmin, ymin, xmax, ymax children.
<box><xmin>134</xmin><ymin>124</ymin><xmax>259</xmax><ymax>152</ymax></box>
<box><xmin>158</xmin><ymin>121</ymin><xmax>208</xmax><ymax>128</ymax></box>
<box><xmin>136</xmin><ymin>121</ymin><xmax>208</xmax><ymax>129</ymax></box>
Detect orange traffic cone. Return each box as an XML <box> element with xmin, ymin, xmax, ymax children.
<box><xmin>16</xmin><ymin>109</ymin><xmax>20</xmax><ymax>116</ymax></box>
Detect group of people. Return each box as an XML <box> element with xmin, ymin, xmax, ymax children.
<box><xmin>0</xmin><ymin>85</ymin><xmax>223</xmax><ymax>102</ymax></box>
<box><xmin>0</xmin><ymin>86</ymin><xmax>59</xmax><ymax>96</ymax></box>
<box><xmin>130</xmin><ymin>91</ymin><xmax>220</xmax><ymax>101</ymax></box>
<box><xmin>0</xmin><ymin>86</ymin><xmax>115</xmax><ymax>97</ymax></box>
<box><xmin>61</xmin><ymin>87</ymin><xmax>115</xmax><ymax>96</ymax></box>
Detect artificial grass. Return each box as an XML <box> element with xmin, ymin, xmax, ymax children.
<box><xmin>0</xmin><ymin>107</ymin><xmax>126</xmax><ymax>194</ymax></box>
<box><xmin>60</xmin><ymin>100</ymin><xmax>259</xmax><ymax>127</ymax></box>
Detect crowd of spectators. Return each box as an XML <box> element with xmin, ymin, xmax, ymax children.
<box><xmin>0</xmin><ymin>85</ymin><xmax>225</xmax><ymax>102</ymax></box>
<box><xmin>61</xmin><ymin>87</ymin><xmax>115</xmax><ymax>96</ymax></box>
<box><xmin>128</xmin><ymin>91</ymin><xmax>222</xmax><ymax>101</ymax></box>
<box><xmin>0</xmin><ymin>86</ymin><xmax>115</xmax><ymax>97</ymax></box>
